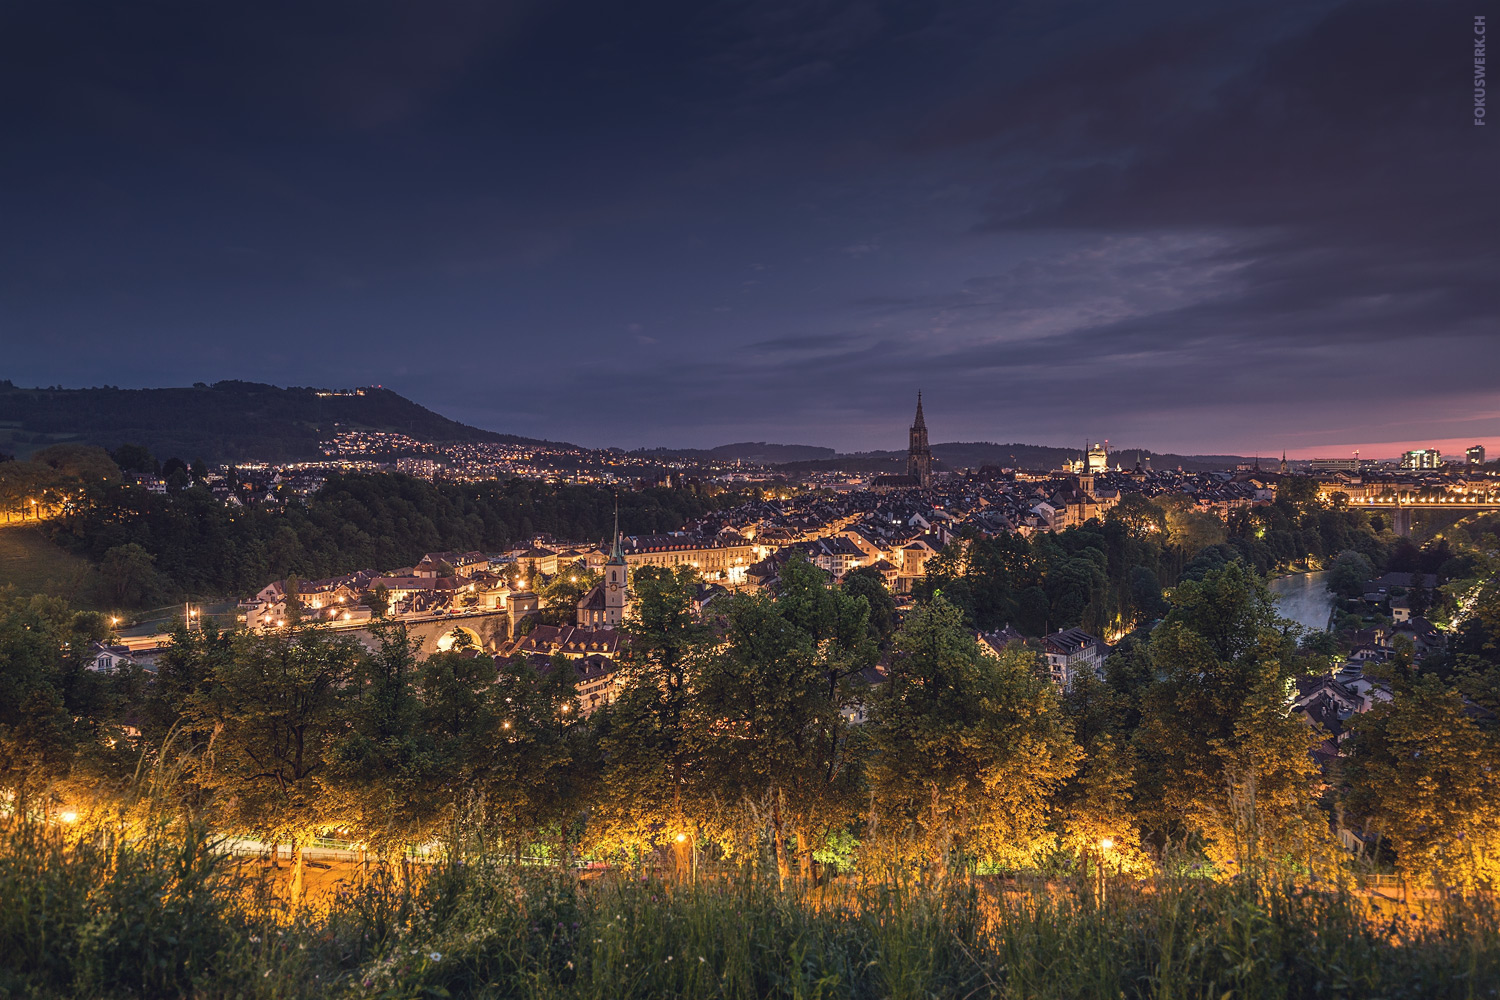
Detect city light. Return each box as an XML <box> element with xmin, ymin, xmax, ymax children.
<box><xmin>1100</xmin><ymin>837</ymin><xmax>1115</xmax><ymax>851</ymax></box>
<box><xmin>59</xmin><ymin>811</ymin><xmax>78</xmax><ymax>824</ymax></box>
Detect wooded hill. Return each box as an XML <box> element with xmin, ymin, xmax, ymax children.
<box><xmin>0</xmin><ymin>380</ymin><xmax>569</xmax><ymax>464</ymax></box>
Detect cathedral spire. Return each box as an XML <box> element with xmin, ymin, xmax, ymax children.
<box><xmin>906</xmin><ymin>392</ymin><xmax>933</xmax><ymax>489</ymax></box>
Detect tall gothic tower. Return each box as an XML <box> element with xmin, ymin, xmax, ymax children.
<box><xmin>604</xmin><ymin>505</ymin><xmax>628</xmax><ymax>626</ymax></box>
<box><xmin>907</xmin><ymin>392</ymin><xmax>933</xmax><ymax>488</ymax></box>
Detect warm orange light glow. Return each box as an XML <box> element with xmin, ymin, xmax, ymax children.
<box><xmin>59</xmin><ymin>811</ymin><xmax>78</xmax><ymax>824</ymax></box>
<box><xmin>1100</xmin><ymin>837</ymin><xmax>1115</xmax><ymax>851</ymax></box>
<box><xmin>675</xmin><ymin>833</ymin><xmax>687</xmax><ymax>843</ymax></box>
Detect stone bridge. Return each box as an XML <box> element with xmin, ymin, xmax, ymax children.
<box><xmin>344</xmin><ymin>610</ymin><xmax>514</xmax><ymax>655</ymax></box>
<box><xmin>1353</xmin><ymin>501</ymin><xmax>1500</xmax><ymax>537</ymax></box>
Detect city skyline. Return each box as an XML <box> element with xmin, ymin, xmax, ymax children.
<box><xmin>2</xmin><ymin>1</ymin><xmax>1495</xmax><ymax>455</ymax></box>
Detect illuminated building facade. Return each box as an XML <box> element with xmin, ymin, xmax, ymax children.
<box><xmin>1401</xmin><ymin>448</ymin><xmax>1443</xmax><ymax>470</ymax></box>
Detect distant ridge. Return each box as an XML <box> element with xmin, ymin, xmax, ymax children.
<box><xmin>0</xmin><ymin>378</ymin><xmax>1262</xmax><ymax>472</ymax></box>
<box><xmin>778</xmin><ymin>441</ymin><xmax>1257</xmax><ymax>474</ymax></box>
<box><xmin>0</xmin><ymin>380</ymin><xmax>572</xmax><ymax>464</ymax></box>
<box><xmin>630</xmin><ymin>442</ymin><xmax>836</xmax><ymax>464</ymax></box>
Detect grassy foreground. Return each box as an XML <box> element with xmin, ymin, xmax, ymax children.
<box><xmin>1</xmin><ymin>822</ymin><xmax>1497</xmax><ymax>1000</ymax></box>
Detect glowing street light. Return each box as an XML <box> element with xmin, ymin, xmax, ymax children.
<box><xmin>59</xmin><ymin>811</ymin><xmax>78</xmax><ymax>824</ymax></box>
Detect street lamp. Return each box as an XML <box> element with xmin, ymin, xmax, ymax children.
<box><xmin>1097</xmin><ymin>837</ymin><xmax>1115</xmax><ymax>904</ymax></box>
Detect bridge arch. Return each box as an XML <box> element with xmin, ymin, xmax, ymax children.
<box><xmin>435</xmin><ymin>625</ymin><xmax>483</xmax><ymax>652</ymax></box>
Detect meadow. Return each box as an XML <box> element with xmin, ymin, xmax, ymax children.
<box><xmin>2</xmin><ymin>818</ymin><xmax>1496</xmax><ymax>1000</ymax></box>
<box><xmin>0</xmin><ymin>521</ymin><xmax>100</xmax><ymax>605</ymax></box>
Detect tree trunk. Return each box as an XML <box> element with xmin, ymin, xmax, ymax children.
<box><xmin>290</xmin><ymin>841</ymin><xmax>305</xmax><ymax>907</ymax></box>
<box><xmin>796</xmin><ymin>824</ymin><xmax>814</xmax><ymax>886</ymax></box>
<box><xmin>771</xmin><ymin>793</ymin><xmax>790</xmax><ymax>888</ymax></box>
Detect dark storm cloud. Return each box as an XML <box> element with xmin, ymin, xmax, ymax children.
<box><xmin>0</xmin><ymin>0</ymin><xmax>1494</xmax><ymax>455</ymax></box>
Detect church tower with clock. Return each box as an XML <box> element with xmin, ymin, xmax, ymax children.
<box><xmin>603</xmin><ymin>511</ymin><xmax>629</xmax><ymax>626</ymax></box>
<box><xmin>576</xmin><ymin>503</ymin><xmax>632</xmax><ymax>628</ymax></box>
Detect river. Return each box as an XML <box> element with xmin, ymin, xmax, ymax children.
<box><xmin>1267</xmin><ymin>570</ymin><xmax>1335</xmax><ymax>632</ymax></box>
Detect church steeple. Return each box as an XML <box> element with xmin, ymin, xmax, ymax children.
<box><xmin>602</xmin><ymin>498</ymin><xmax>628</xmax><ymax>626</ymax></box>
<box><xmin>906</xmin><ymin>392</ymin><xmax>933</xmax><ymax>488</ymax></box>
<box><xmin>607</xmin><ymin>500</ymin><xmax>625</xmax><ymax>566</ymax></box>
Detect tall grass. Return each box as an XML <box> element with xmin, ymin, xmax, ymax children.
<box><xmin>1</xmin><ymin>818</ymin><xmax>1497</xmax><ymax>999</ymax></box>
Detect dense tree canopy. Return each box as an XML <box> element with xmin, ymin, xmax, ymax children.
<box><xmin>48</xmin><ymin>473</ymin><xmax>743</xmax><ymax>605</ymax></box>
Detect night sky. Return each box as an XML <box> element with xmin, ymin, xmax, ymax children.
<box><xmin>2</xmin><ymin>1</ymin><xmax>1495</xmax><ymax>458</ymax></box>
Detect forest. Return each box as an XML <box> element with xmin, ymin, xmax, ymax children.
<box><xmin>6</xmin><ymin>528</ymin><xmax>1500</xmax><ymax>894</ymax></box>
<box><xmin>45</xmin><ymin>470</ymin><xmax>744</xmax><ymax>606</ymax></box>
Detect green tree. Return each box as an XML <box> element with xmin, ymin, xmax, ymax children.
<box><xmin>1107</xmin><ymin>493</ymin><xmax>1167</xmax><ymax>537</ymax></box>
<box><xmin>419</xmin><ymin>647</ymin><xmax>500</xmax><ymax>799</ymax></box>
<box><xmin>1133</xmin><ymin>564</ymin><xmax>1326</xmax><ymax>875</ymax></box>
<box><xmin>538</xmin><ymin>567</ymin><xmax>599</xmax><ymax>625</ymax></box>
<box><xmin>868</xmin><ymin>597</ymin><xmax>1078</xmax><ymax>877</ymax></box>
<box><xmin>139</xmin><ymin>621</ymin><xmax>236</xmax><ymax>746</ymax></box>
<box><xmin>283</xmin><ymin>576</ymin><xmax>303</xmax><ymax>625</ymax></box>
<box><xmin>1058</xmin><ymin>670</ymin><xmax>1148</xmax><ymax>875</ymax></box>
<box><xmin>1344</xmin><ymin>669</ymin><xmax>1500</xmax><ymax>891</ymax></box>
<box><xmin>100</xmin><ymin>543</ymin><xmax>157</xmax><ymax>607</ymax></box>
<box><xmin>696</xmin><ymin>585</ymin><xmax>866</xmax><ymax>884</ymax></box>
<box><xmin>0</xmin><ymin>594</ymin><xmax>129</xmax><ymax>816</ymax></box>
<box><xmin>482</xmin><ymin>653</ymin><xmax>590</xmax><ymax>858</ymax></box>
<box><xmin>188</xmin><ymin>627</ymin><xmax>360</xmax><ymax>904</ymax></box>
<box><xmin>1160</xmin><ymin>498</ymin><xmax>1228</xmax><ymax>557</ymax></box>
<box><xmin>327</xmin><ymin>623</ymin><xmax>437</xmax><ymax>851</ymax></box>
<box><xmin>591</xmin><ymin>566</ymin><xmax>710</xmax><ymax>872</ymax></box>
<box><xmin>108</xmin><ymin>443</ymin><xmax>156</xmax><ymax>475</ymax></box>
<box><xmin>1127</xmin><ymin>565</ymin><xmax>1168</xmax><ymax>624</ymax></box>
<box><xmin>841</xmin><ymin>565</ymin><xmax>896</xmax><ymax>645</ymax></box>
<box><xmin>365</xmin><ymin>584</ymin><xmax>390</xmax><ymax>618</ymax></box>
<box><xmin>1327</xmin><ymin>550</ymin><xmax>1375</xmax><ymax>600</ymax></box>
